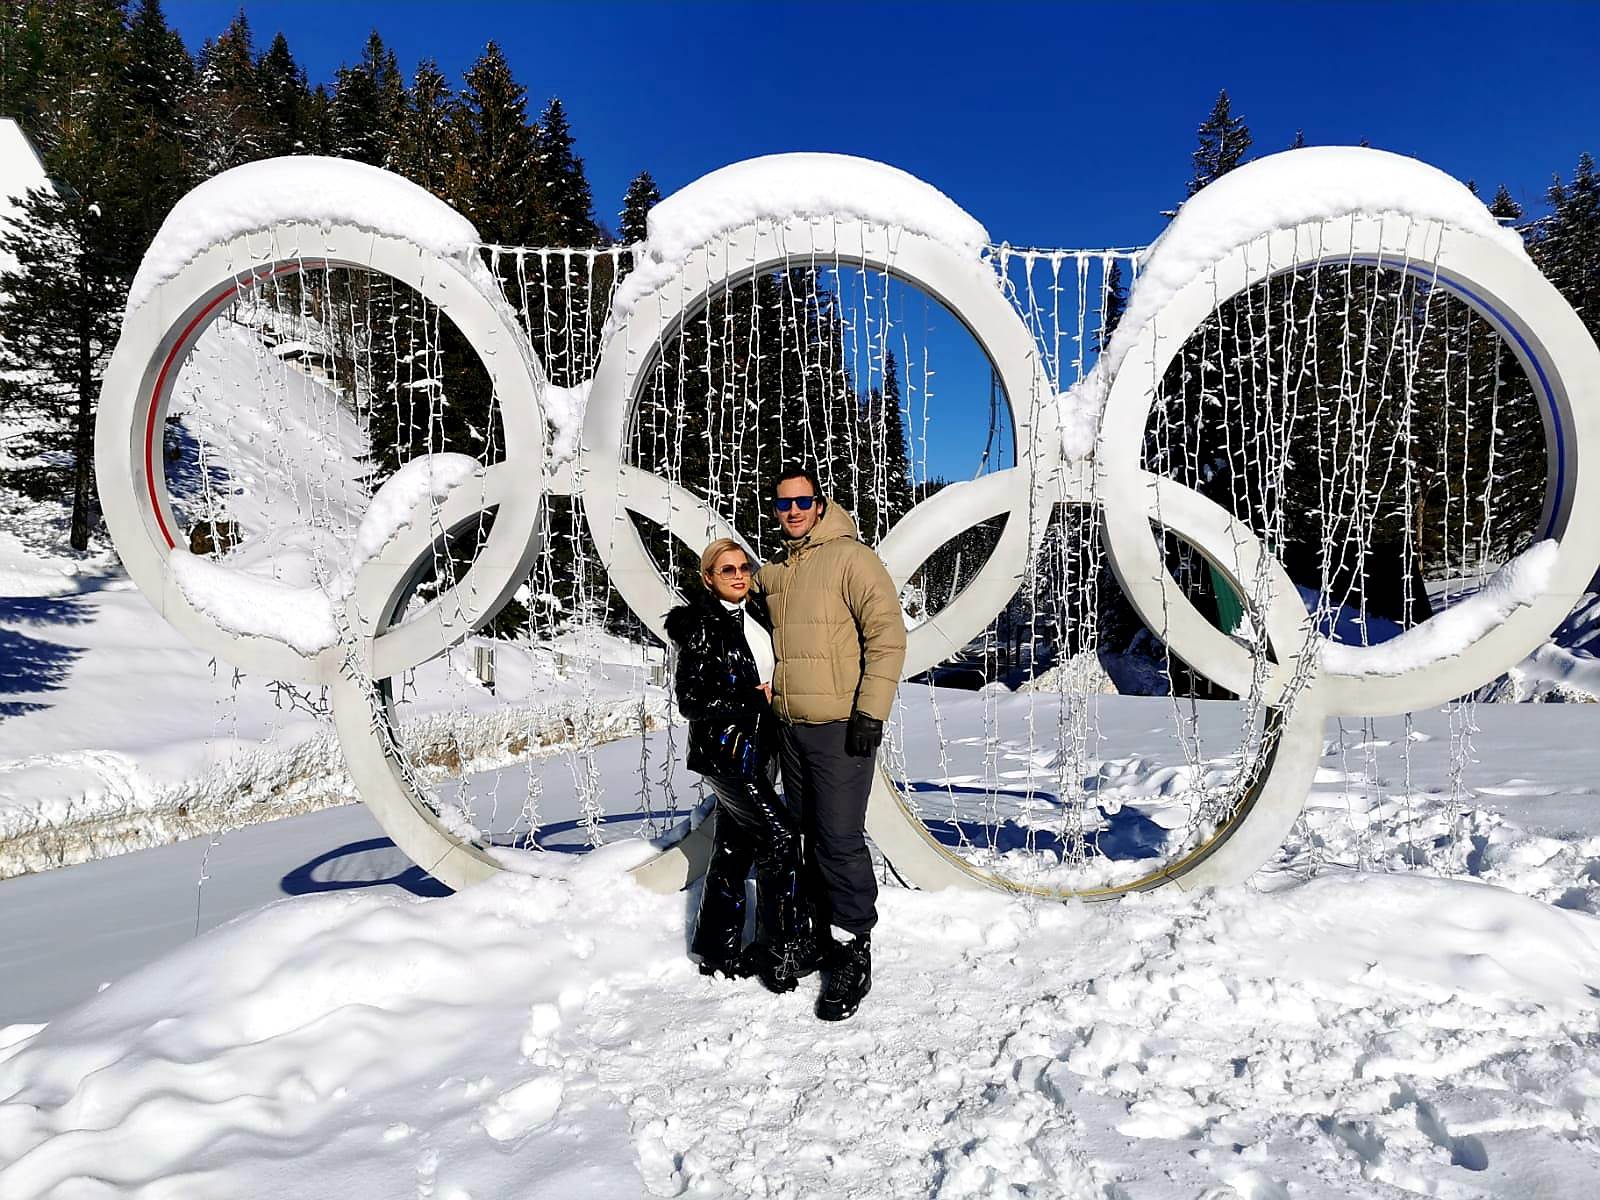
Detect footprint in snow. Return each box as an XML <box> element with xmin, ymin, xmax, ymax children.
<box><xmin>1476</xmin><ymin>779</ymin><xmax>1560</xmax><ymax>797</ymax></box>
<box><xmin>481</xmin><ymin>1074</ymin><xmax>564</xmax><ymax>1142</ymax></box>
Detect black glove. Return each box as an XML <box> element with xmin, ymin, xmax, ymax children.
<box><xmin>845</xmin><ymin>710</ymin><xmax>884</xmax><ymax>758</ymax></box>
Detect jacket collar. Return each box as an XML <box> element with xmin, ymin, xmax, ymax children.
<box><xmin>691</xmin><ymin>581</ymin><xmax>772</xmax><ymax>630</ymax></box>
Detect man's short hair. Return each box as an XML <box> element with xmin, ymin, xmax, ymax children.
<box><xmin>771</xmin><ymin>464</ymin><xmax>824</xmax><ymax>503</ymax></box>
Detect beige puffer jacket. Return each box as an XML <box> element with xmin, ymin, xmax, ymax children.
<box><xmin>757</xmin><ymin>500</ymin><xmax>907</xmax><ymax>725</ymax></box>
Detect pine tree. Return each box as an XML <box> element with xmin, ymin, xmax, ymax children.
<box><xmin>618</xmin><ymin>169</ymin><xmax>660</xmax><ymax>245</ymax></box>
<box><xmin>0</xmin><ymin>0</ymin><xmax>53</xmax><ymax>129</ymax></box>
<box><xmin>392</xmin><ymin>58</ymin><xmax>458</xmax><ymax>195</ymax></box>
<box><xmin>301</xmin><ymin>83</ymin><xmax>335</xmax><ymax>155</ymax></box>
<box><xmin>1187</xmin><ymin>90</ymin><xmax>1252</xmax><ymax>197</ymax></box>
<box><xmin>1489</xmin><ymin>184</ymin><xmax>1524</xmax><ymax>223</ymax></box>
<box><xmin>879</xmin><ymin>348</ymin><xmax>914</xmax><ymax>524</ymax></box>
<box><xmin>255</xmin><ymin>31</ymin><xmax>311</xmax><ymax>156</ymax></box>
<box><xmin>123</xmin><ymin>0</ymin><xmax>194</xmax><ymax>239</ymax></box>
<box><xmin>450</xmin><ymin>41</ymin><xmax>536</xmax><ymax>245</ymax></box>
<box><xmin>331</xmin><ymin>30</ymin><xmax>403</xmax><ymax>167</ymax></box>
<box><xmin>0</xmin><ymin>0</ymin><xmax>145</xmax><ymax>551</ymax></box>
<box><xmin>1095</xmin><ymin>260</ymin><xmax>1126</xmax><ymax>352</ymax></box>
<box><xmin>1289</xmin><ymin>129</ymin><xmax>1307</xmax><ymax>150</ymax></box>
<box><xmin>531</xmin><ymin>97</ymin><xmax>599</xmax><ymax>245</ymax></box>
<box><xmin>0</xmin><ymin>189</ymin><xmax>131</xmax><ymax>548</ymax></box>
<box><xmin>184</xmin><ymin>9</ymin><xmax>268</xmax><ymax>176</ymax></box>
<box><xmin>1532</xmin><ymin>153</ymin><xmax>1599</xmax><ymax>341</ymax></box>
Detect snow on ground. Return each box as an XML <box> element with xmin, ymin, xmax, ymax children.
<box><xmin>1</xmin><ymin>692</ymin><xmax>1599</xmax><ymax>1198</ymax></box>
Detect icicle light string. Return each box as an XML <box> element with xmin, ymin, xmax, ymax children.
<box><xmin>158</xmin><ymin>209</ymin><xmax>1554</xmax><ymax>896</ymax></box>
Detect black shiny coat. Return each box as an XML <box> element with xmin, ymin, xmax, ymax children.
<box><xmin>663</xmin><ymin>587</ymin><xmax>776</xmax><ymax>779</ymax></box>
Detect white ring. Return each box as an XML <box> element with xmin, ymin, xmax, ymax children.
<box><xmin>96</xmin><ymin>223</ymin><xmax>546</xmax><ymax>685</ymax></box>
<box><xmin>1098</xmin><ymin>215</ymin><xmax>1600</xmax><ymax>717</ymax></box>
<box><xmin>580</xmin><ymin>217</ymin><xmax>1060</xmax><ymax>678</ymax></box>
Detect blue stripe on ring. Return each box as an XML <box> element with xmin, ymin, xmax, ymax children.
<box><xmin>1346</xmin><ymin>255</ymin><xmax>1564</xmax><ymax>539</ymax></box>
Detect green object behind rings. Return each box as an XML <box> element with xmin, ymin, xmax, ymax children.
<box><xmin>1209</xmin><ymin>563</ymin><xmax>1245</xmax><ymax>634</ymax></box>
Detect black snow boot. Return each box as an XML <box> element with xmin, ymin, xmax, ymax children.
<box><xmin>692</xmin><ymin>837</ymin><xmax>754</xmax><ymax>980</ymax></box>
<box><xmin>815</xmin><ymin>932</ymin><xmax>871</xmax><ymax>1021</ymax></box>
<box><xmin>752</xmin><ymin>862</ymin><xmax>822</xmax><ymax>994</ymax></box>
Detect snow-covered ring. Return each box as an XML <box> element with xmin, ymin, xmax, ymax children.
<box><xmin>583</xmin><ymin>156</ymin><xmax>1062</xmax><ymax>681</ymax></box>
<box><xmin>97</xmin><ymin>177</ymin><xmax>548</xmax><ymax>686</ymax></box>
<box><xmin>1096</xmin><ymin>189</ymin><xmax>1600</xmax><ymax>720</ymax></box>
<box><xmin>606</xmin><ymin>153</ymin><xmax>990</xmax><ymax>333</ymax></box>
<box><xmin>1063</xmin><ymin>147</ymin><xmax>1539</xmax><ymax>463</ymax></box>
<box><xmin>100</xmin><ymin>150</ymin><xmax>1600</xmax><ymax>901</ymax></box>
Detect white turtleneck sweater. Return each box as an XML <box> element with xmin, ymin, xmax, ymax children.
<box><xmin>720</xmin><ymin>597</ymin><xmax>775</xmax><ymax>685</ymax></box>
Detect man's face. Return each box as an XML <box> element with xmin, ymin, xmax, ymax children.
<box><xmin>775</xmin><ymin>476</ymin><xmax>823</xmax><ymax>540</ymax></box>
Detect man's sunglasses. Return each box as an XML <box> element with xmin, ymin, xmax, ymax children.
<box><xmin>714</xmin><ymin>562</ymin><xmax>753</xmax><ymax>577</ymax></box>
<box><xmin>773</xmin><ymin>495</ymin><xmax>818</xmax><ymax>512</ymax></box>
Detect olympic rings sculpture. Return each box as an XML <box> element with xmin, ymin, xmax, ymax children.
<box><xmin>97</xmin><ymin>149</ymin><xmax>1600</xmax><ymax>900</ymax></box>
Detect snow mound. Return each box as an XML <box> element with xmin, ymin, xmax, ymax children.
<box><xmin>127</xmin><ymin>156</ymin><xmax>484</xmax><ymax>314</ymax></box>
<box><xmin>1062</xmin><ymin>147</ymin><xmax>1529</xmax><ymax>461</ymax></box>
<box><xmin>610</xmin><ymin>153</ymin><xmax>989</xmax><ymax>328</ymax></box>
<box><xmin>351</xmin><ymin>452</ymin><xmax>483</xmax><ymax>566</ymax></box>
<box><xmin>542</xmin><ymin>379</ymin><xmax>590</xmax><ymax>467</ymax></box>
<box><xmin>169</xmin><ymin>547</ymin><xmax>339</xmax><ymax>655</ymax></box>
<box><xmin>1</xmin><ymin>852</ymin><xmax>1597</xmax><ymax>1198</ymax></box>
<box><xmin>1323</xmin><ymin>539</ymin><xmax>1557</xmax><ymax>676</ymax></box>
<box><xmin>171</xmin><ymin>453</ymin><xmax>487</xmax><ymax>656</ymax></box>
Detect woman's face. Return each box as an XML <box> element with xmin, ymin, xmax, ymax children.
<box><xmin>706</xmin><ymin>548</ymin><xmax>753</xmax><ymax>603</ymax></box>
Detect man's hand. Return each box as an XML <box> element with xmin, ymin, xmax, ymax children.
<box><xmin>758</xmin><ymin>683</ymin><xmax>773</xmax><ymax>702</ymax></box>
<box><xmin>845</xmin><ymin>710</ymin><xmax>884</xmax><ymax>758</ymax></box>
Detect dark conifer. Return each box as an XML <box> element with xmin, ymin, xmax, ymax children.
<box><xmin>185</xmin><ymin>9</ymin><xmax>268</xmax><ymax>174</ymax></box>
<box><xmin>879</xmin><ymin>348</ymin><xmax>914</xmax><ymax>525</ymax></box>
<box><xmin>331</xmin><ymin>31</ymin><xmax>403</xmax><ymax>167</ymax></box>
<box><xmin>1187</xmin><ymin>90</ymin><xmax>1252</xmax><ymax>196</ymax></box>
<box><xmin>1532</xmin><ymin>154</ymin><xmax>1599</xmax><ymax>341</ymax></box>
<box><xmin>123</xmin><ymin>0</ymin><xmax>194</xmax><ymax>236</ymax></box>
<box><xmin>531</xmin><ymin>97</ymin><xmax>599</xmax><ymax>246</ymax></box>
<box><xmin>1096</xmin><ymin>260</ymin><xmax>1127</xmax><ymax>352</ymax></box>
<box><xmin>392</xmin><ymin>59</ymin><xmax>458</xmax><ymax>195</ymax></box>
<box><xmin>451</xmin><ymin>41</ymin><xmax>537</xmax><ymax>246</ymax></box>
<box><xmin>1489</xmin><ymin>184</ymin><xmax>1524</xmax><ymax>223</ymax></box>
<box><xmin>0</xmin><ymin>0</ymin><xmax>144</xmax><ymax>550</ymax></box>
<box><xmin>618</xmin><ymin>170</ymin><xmax>661</xmax><ymax>245</ymax></box>
<box><xmin>256</xmin><ymin>32</ymin><xmax>311</xmax><ymax>156</ymax></box>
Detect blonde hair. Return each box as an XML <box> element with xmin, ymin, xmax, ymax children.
<box><xmin>699</xmin><ymin>538</ymin><xmax>750</xmax><ymax>588</ymax></box>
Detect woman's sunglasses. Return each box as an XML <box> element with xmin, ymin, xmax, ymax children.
<box><xmin>773</xmin><ymin>496</ymin><xmax>818</xmax><ymax>512</ymax></box>
<box><xmin>714</xmin><ymin>562</ymin><xmax>753</xmax><ymax>578</ymax></box>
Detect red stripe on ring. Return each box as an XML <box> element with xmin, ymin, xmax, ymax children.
<box><xmin>143</xmin><ymin>261</ymin><xmax>322</xmax><ymax>549</ymax></box>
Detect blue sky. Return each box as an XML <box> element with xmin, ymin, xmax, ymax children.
<box><xmin>166</xmin><ymin>1</ymin><xmax>1600</xmax><ymax>249</ymax></box>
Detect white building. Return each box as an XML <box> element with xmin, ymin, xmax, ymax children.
<box><xmin>0</xmin><ymin>117</ymin><xmax>54</xmax><ymax>279</ymax></box>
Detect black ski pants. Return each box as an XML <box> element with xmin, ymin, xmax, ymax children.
<box><xmin>692</xmin><ymin>764</ymin><xmax>803</xmax><ymax>964</ymax></box>
<box><xmin>779</xmin><ymin>719</ymin><xmax>878</xmax><ymax>937</ymax></box>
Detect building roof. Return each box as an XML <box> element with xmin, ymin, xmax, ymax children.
<box><xmin>0</xmin><ymin>118</ymin><xmax>54</xmax><ymax>278</ymax></box>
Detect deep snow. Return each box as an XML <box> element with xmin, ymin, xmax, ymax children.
<box><xmin>2</xmin><ymin>692</ymin><xmax>1600</xmax><ymax>1198</ymax></box>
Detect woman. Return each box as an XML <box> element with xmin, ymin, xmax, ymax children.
<box><xmin>664</xmin><ymin>538</ymin><xmax>817</xmax><ymax>994</ymax></box>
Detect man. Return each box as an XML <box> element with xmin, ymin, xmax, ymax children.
<box><xmin>758</xmin><ymin>465</ymin><xmax>906</xmax><ymax>1021</ymax></box>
